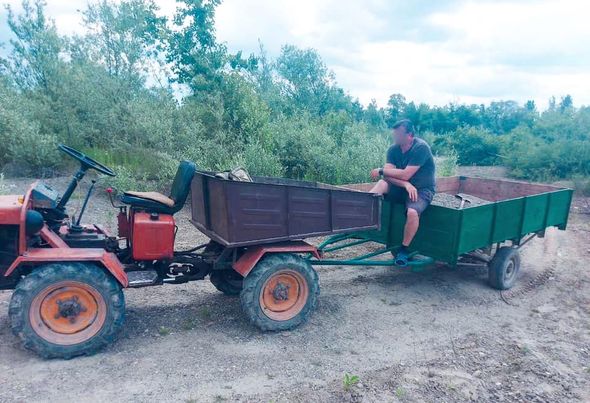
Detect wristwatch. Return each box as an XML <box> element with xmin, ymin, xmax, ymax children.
<box><xmin>378</xmin><ymin>168</ymin><xmax>384</xmax><ymax>176</ymax></box>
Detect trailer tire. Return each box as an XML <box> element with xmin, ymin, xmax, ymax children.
<box><xmin>488</xmin><ymin>247</ymin><xmax>521</xmax><ymax>290</ymax></box>
<box><xmin>9</xmin><ymin>263</ymin><xmax>125</xmax><ymax>359</ymax></box>
<box><xmin>240</xmin><ymin>253</ymin><xmax>319</xmax><ymax>331</ymax></box>
<box><xmin>210</xmin><ymin>270</ymin><xmax>243</xmax><ymax>296</ymax></box>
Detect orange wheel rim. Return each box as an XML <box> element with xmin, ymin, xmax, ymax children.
<box><xmin>260</xmin><ymin>270</ymin><xmax>308</xmax><ymax>321</ymax></box>
<box><xmin>30</xmin><ymin>281</ymin><xmax>106</xmax><ymax>346</ymax></box>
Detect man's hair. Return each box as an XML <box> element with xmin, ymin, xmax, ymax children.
<box><xmin>392</xmin><ymin>119</ymin><xmax>415</xmax><ymax>135</ymax></box>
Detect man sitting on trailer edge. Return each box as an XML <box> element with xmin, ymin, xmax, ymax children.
<box><xmin>370</xmin><ymin>119</ymin><xmax>436</xmax><ymax>266</ymax></box>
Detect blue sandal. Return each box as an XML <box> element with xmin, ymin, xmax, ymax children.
<box><xmin>394</xmin><ymin>250</ymin><xmax>409</xmax><ymax>267</ymax></box>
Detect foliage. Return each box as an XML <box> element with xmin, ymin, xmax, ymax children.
<box><xmin>0</xmin><ymin>173</ymin><xmax>8</xmax><ymax>195</ymax></box>
<box><xmin>436</xmin><ymin>148</ymin><xmax>458</xmax><ymax>177</ymax></box>
<box><xmin>572</xmin><ymin>176</ymin><xmax>590</xmax><ymax>197</ymax></box>
<box><xmin>439</xmin><ymin>126</ymin><xmax>502</xmax><ymax>166</ymax></box>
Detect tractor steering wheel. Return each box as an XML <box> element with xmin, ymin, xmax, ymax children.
<box><xmin>58</xmin><ymin>144</ymin><xmax>116</xmax><ymax>177</ymax></box>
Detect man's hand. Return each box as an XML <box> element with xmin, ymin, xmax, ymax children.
<box><xmin>370</xmin><ymin>168</ymin><xmax>381</xmax><ymax>181</ymax></box>
<box><xmin>404</xmin><ymin>182</ymin><xmax>418</xmax><ymax>202</ymax></box>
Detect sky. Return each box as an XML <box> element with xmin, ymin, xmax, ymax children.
<box><xmin>1</xmin><ymin>0</ymin><xmax>590</xmax><ymax>108</ymax></box>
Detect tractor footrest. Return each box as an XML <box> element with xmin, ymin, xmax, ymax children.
<box><xmin>127</xmin><ymin>270</ymin><xmax>158</xmax><ymax>287</ymax></box>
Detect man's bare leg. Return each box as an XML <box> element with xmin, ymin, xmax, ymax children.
<box><xmin>402</xmin><ymin>208</ymin><xmax>419</xmax><ymax>247</ymax></box>
<box><xmin>370</xmin><ymin>179</ymin><xmax>388</xmax><ymax>195</ymax></box>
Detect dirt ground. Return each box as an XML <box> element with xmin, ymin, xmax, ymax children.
<box><xmin>0</xmin><ymin>169</ymin><xmax>589</xmax><ymax>402</ymax></box>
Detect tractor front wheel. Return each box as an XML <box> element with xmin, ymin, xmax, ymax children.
<box><xmin>9</xmin><ymin>263</ymin><xmax>125</xmax><ymax>359</ymax></box>
<box><xmin>240</xmin><ymin>253</ymin><xmax>319</xmax><ymax>331</ymax></box>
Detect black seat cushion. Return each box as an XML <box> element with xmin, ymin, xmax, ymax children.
<box><xmin>121</xmin><ymin>160</ymin><xmax>196</xmax><ymax>214</ymax></box>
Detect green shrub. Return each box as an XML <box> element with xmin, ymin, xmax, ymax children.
<box><xmin>507</xmin><ymin>138</ymin><xmax>590</xmax><ymax>180</ymax></box>
<box><xmin>436</xmin><ymin>148</ymin><xmax>458</xmax><ymax>177</ymax></box>
<box><xmin>573</xmin><ymin>176</ymin><xmax>590</xmax><ymax>196</ymax></box>
<box><xmin>441</xmin><ymin>126</ymin><xmax>502</xmax><ymax>166</ymax></box>
<box><xmin>241</xmin><ymin>141</ymin><xmax>284</xmax><ymax>177</ymax></box>
<box><xmin>0</xmin><ymin>173</ymin><xmax>8</xmax><ymax>195</ymax></box>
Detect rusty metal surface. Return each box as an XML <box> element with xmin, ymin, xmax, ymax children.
<box><xmin>190</xmin><ymin>172</ymin><xmax>380</xmax><ymax>247</ymax></box>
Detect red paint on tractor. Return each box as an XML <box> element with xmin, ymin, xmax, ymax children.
<box><xmin>40</xmin><ymin>225</ymin><xmax>69</xmax><ymax>248</ymax></box>
<box><xmin>4</xmin><ymin>248</ymin><xmax>128</xmax><ymax>287</ymax></box>
<box><xmin>18</xmin><ymin>184</ymin><xmax>35</xmax><ymax>254</ymax></box>
<box><xmin>117</xmin><ymin>211</ymin><xmax>130</xmax><ymax>238</ymax></box>
<box><xmin>233</xmin><ymin>241</ymin><xmax>320</xmax><ymax>277</ymax></box>
<box><xmin>131</xmin><ymin>212</ymin><xmax>175</xmax><ymax>261</ymax></box>
<box><xmin>0</xmin><ymin>195</ymin><xmax>25</xmax><ymax>225</ymax></box>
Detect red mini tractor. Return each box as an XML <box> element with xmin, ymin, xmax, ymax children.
<box><xmin>0</xmin><ymin>145</ymin><xmax>326</xmax><ymax>358</ymax></box>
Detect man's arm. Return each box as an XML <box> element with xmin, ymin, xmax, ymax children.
<box><xmin>382</xmin><ymin>164</ymin><xmax>418</xmax><ymax>202</ymax></box>
<box><xmin>382</xmin><ymin>165</ymin><xmax>420</xmax><ymax>181</ymax></box>
<box><xmin>382</xmin><ymin>163</ymin><xmax>409</xmax><ymax>187</ymax></box>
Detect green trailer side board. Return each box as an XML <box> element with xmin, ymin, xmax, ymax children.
<box><xmin>352</xmin><ymin>177</ymin><xmax>573</xmax><ymax>266</ymax></box>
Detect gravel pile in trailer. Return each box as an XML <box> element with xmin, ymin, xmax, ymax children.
<box><xmin>431</xmin><ymin>192</ymin><xmax>491</xmax><ymax>209</ymax></box>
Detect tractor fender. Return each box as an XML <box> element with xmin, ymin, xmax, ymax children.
<box><xmin>233</xmin><ymin>241</ymin><xmax>320</xmax><ymax>277</ymax></box>
<box><xmin>4</xmin><ymin>248</ymin><xmax>128</xmax><ymax>287</ymax></box>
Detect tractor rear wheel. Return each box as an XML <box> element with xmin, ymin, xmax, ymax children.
<box><xmin>9</xmin><ymin>263</ymin><xmax>125</xmax><ymax>359</ymax></box>
<box><xmin>240</xmin><ymin>253</ymin><xmax>319</xmax><ymax>331</ymax></box>
<box><xmin>210</xmin><ymin>270</ymin><xmax>243</xmax><ymax>296</ymax></box>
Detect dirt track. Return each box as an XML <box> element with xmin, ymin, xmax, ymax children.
<box><xmin>0</xmin><ymin>172</ymin><xmax>589</xmax><ymax>402</ymax></box>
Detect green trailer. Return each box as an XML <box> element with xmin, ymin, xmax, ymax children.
<box><xmin>310</xmin><ymin>176</ymin><xmax>573</xmax><ymax>290</ymax></box>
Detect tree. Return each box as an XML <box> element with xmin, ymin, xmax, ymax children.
<box><xmin>559</xmin><ymin>95</ymin><xmax>574</xmax><ymax>114</ymax></box>
<box><xmin>275</xmin><ymin>44</ymin><xmax>352</xmax><ymax>117</ymax></box>
<box><xmin>80</xmin><ymin>0</ymin><xmax>168</xmax><ymax>80</ymax></box>
<box><xmin>4</xmin><ymin>0</ymin><xmax>64</xmax><ymax>93</ymax></box>
<box><xmin>384</xmin><ymin>93</ymin><xmax>406</xmax><ymax>127</ymax></box>
<box><xmin>363</xmin><ymin>99</ymin><xmax>386</xmax><ymax>129</ymax></box>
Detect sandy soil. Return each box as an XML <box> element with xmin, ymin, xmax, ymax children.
<box><xmin>0</xmin><ymin>170</ymin><xmax>589</xmax><ymax>402</ymax></box>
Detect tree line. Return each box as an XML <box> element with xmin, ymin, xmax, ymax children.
<box><xmin>1</xmin><ymin>0</ymin><xmax>588</xmax><ymax>190</ymax></box>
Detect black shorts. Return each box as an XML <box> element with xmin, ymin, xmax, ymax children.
<box><xmin>386</xmin><ymin>185</ymin><xmax>434</xmax><ymax>215</ymax></box>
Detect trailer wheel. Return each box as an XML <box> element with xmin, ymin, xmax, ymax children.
<box><xmin>488</xmin><ymin>247</ymin><xmax>521</xmax><ymax>290</ymax></box>
<box><xmin>210</xmin><ymin>270</ymin><xmax>243</xmax><ymax>296</ymax></box>
<box><xmin>9</xmin><ymin>263</ymin><xmax>125</xmax><ymax>359</ymax></box>
<box><xmin>240</xmin><ymin>253</ymin><xmax>319</xmax><ymax>331</ymax></box>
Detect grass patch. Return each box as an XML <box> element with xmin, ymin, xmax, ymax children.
<box><xmin>198</xmin><ymin>306</ymin><xmax>212</xmax><ymax>321</ymax></box>
<box><xmin>158</xmin><ymin>326</ymin><xmax>171</xmax><ymax>336</ymax></box>
<box><xmin>342</xmin><ymin>373</ymin><xmax>359</xmax><ymax>391</ymax></box>
<box><xmin>395</xmin><ymin>386</ymin><xmax>406</xmax><ymax>398</ymax></box>
<box><xmin>181</xmin><ymin>319</ymin><xmax>197</xmax><ymax>331</ymax></box>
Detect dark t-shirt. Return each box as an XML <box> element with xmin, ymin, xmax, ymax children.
<box><xmin>386</xmin><ymin>137</ymin><xmax>436</xmax><ymax>191</ymax></box>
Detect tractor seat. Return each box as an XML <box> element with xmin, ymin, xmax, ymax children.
<box><xmin>120</xmin><ymin>160</ymin><xmax>196</xmax><ymax>214</ymax></box>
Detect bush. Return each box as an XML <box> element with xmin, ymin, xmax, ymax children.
<box><xmin>90</xmin><ymin>147</ymin><xmax>178</xmax><ymax>192</ymax></box>
<box><xmin>507</xmin><ymin>139</ymin><xmax>590</xmax><ymax>181</ymax></box>
<box><xmin>440</xmin><ymin>126</ymin><xmax>502</xmax><ymax>166</ymax></box>
<box><xmin>436</xmin><ymin>148</ymin><xmax>458</xmax><ymax>177</ymax></box>
<box><xmin>0</xmin><ymin>93</ymin><xmax>59</xmax><ymax>175</ymax></box>
<box><xmin>572</xmin><ymin>176</ymin><xmax>590</xmax><ymax>196</ymax></box>
<box><xmin>0</xmin><ymin>173</ymin><xmax>8</xmax><ymax>195</ymax></box>
<box><xmin>240</xmin><ymin>141</ymin><xmax>284</xmax><ymax>177</ymax></box>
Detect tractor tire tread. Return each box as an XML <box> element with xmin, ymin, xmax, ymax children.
<box><xmin>240</xmin><ymin>253</ymin><xmax>319</xmax><ymax>331</ymax></box>
<box><xmin>9</xmin><ymin>262</ymin><xmax>125</xmax><ymax>359</ymax></box>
